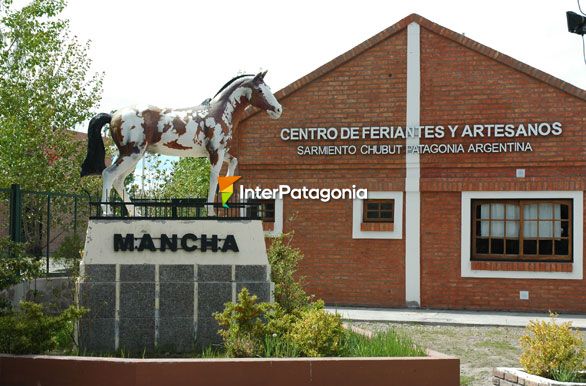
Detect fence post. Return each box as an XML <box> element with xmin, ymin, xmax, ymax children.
<box><xmin>9</xmin><ymin>184</ymin><xmax>22</xmax><ymax>243</ymax></box>
<box><xmin>46</xmin><ymin>193</ymin><xmax>51</xmax><ymax>274</ymax></box>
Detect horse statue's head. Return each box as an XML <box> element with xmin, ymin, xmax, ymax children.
<box><xmin>245</xmin><ymin>70</ymin><xmax>282</xmax><ymax>119</ymax></box>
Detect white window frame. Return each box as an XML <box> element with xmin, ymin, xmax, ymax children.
<box><xmin>353</xmin><ymin>191</ymin><xmax>403</xmax><ymax>239</ymax></box>
<box><xmin>461</xmin><ymin>191</ymin><xmax>583</xmax><ymax>280</ymax></box>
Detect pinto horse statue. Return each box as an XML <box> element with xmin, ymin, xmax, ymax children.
<box><xmin>80</xmin><ymin>71</ymin><xmax>282</xmax><ymax>216</ymax></box>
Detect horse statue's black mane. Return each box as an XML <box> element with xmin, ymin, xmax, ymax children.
<box><xmin>213</xmin><ymin>74</ymin><xmax>255</xmax><ymax>98</ymax></box>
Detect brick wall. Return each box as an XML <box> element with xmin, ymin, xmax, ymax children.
<box><xmin>420</xmin><ymin>192</ymin><xmax>586</xmax><ymax>312</ymax></box>
<box><xmin>236</xmin><ymin>15</ymin><xmax>586</xmax><ymax>311</ymax></box>
<box><xmin>418</xmin><ymin>27</ymin><xmax>586</xmax><ymax>312</ymax></box>
<box><xmin>238</xmin><ymin>29</ymin><xmax>409</xmax><ymax>307</ymax></box>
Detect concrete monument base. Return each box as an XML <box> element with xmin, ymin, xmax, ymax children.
<box><xmin>77</xmin><ymin>219</ymin><xmax>273</xmax><ymax>353</ymax></box>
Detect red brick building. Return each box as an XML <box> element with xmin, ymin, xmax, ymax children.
<box><xmin>235</xmin><ymin>14</ymin><xmax>586</xmax><ymax>312</ymax></box>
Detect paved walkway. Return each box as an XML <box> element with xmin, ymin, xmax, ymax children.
<box><xmin>326</xmin><ymin>306</ymin><xmax>586</xmax><ymax>329</ymax></box>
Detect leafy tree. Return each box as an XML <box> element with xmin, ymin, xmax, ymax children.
<box><xmin>0</xmin><ymin>238</ymin><xmax>42</xmax><ymax>312</ymax></box>
<box><xmin>160</xmin><ymin>157</ymin><xmax>211</xmax><ymax>198</ymax></box>
<box><xmin>0</xmin><ymin>0</ymin><xmax>103</xmax><ymax>193</ymax></box>
<box><xmin>0</xmin><ymin>238</ymin><xmax>41</xmax><ymax>293</ymax></box>
<box><xmin>122</xmin><ymin>153</ymin><xmax>173</xmax><ymax>198</ymax></box>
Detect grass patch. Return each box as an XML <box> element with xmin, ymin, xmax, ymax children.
<box><xmin>550</xmin><ymin>369</ymin><xmax>586</xmax><ymax>383</ymax></box>
<box><xmin>197</xmin><ymin>346</ymin><xmax>226</xmax><ymax>359</ymax></box>
<box><xmin>77</xmin><ymin>328</ymin><xmax>425</xmax><ymax>359</ymax></box>
<box><xmin>344</xmin><ymin>329</ymin><xmax>426</xmax><ymax>357</ymax></box>
<box><xmin>477</xmin><ymin>340</ymin><xmax>517</xmax><ymax>351</ymax></box>
<box><xmin>354</xmin><ymin>323</ymin><xmax>530</xmax><ymax>386</ymax></box>
<box><xmin>215</xmin><ymin>328</ymin><xmax>424</xmax><ymax>358</ymax></box>
<box><xmin>179</xmin><ymin>329</ymin><xmax>425</xmax><ymax>359</ymax></box>
<box><xmin>263</xmin><ymin>335</ymin><xmax>300</xmax><ymax>358</ymax></box>
<box><xmin>459</xmin><ymin>374</ymin><xmax>475</xmax><ymax>386</ymax></box>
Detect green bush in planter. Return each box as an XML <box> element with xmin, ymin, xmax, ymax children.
<box><xmin>214</xmin><ymin>288</ymin><xmax>272</xmax><ymax>357</ymax></box>
<box><xmin>215</xmin><ymin>230</ymin><xmax>348</xmax><ymax>358</ymax></box>
<box><xmin>265</xmin><ymin>300</ymin><xmax>304</xmax><ymax>336</ymax></box>
<box><xmin>0</xmin><ymin>301</ymin><xmax>87</xmax><ymax>354</ymax></box>
<box><xmin>286</xmin><ymin>302</ymin><xmax>345</xmax><ymax>357</ymax></box>
<box><xmin>267</xmin><ymin>233</ymin><xmax>312</xmax><ymax>313</ymax></box>
<box><xmin>520</xmin><ymin>314</ymin><xmax>586</xmax><ymax>382</ymax></box>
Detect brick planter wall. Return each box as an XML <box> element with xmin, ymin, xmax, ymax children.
<box><xmin>493</xmin><ymin>367</ymin><xmax>586</xmax><ymax>386</ymax></box>
<box><xmin>0</xmin><ymin>351</ymin><xmax>459</xmax><ymax>386</ymax></box>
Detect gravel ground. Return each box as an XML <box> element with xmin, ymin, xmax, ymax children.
<box><xmin>351</xmin><ymin>322</ymin><xmax>526</xmax><ymax>386</ymax></box>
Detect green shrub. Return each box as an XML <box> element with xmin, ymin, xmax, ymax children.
<box><xmin>0</xmin><ymin>301</ymin><xmax>87</xmax><ymax>354</ymax></box>
<box><xmin>214</xmin><ymin>233</ymin><xmax>423</xmax><ymax>360</ymax></box>
<box><xmin>520</xmin><ymin>314</ymin><xmax>586</xmax><ymax>382</ymax></box>
<box><xmin>287</xmin><ymin>303</ymin><xmax>345</xmax><ymax>357</ymax></box>
<box><xmin>264</xmin><ymin>302</ymin><xmax>296</xmax><ymax>338</ymax></box>
<box><xmin>215</xmin><ymin>232</ymin><xmax>349</xmax><ymax>359</ymax></box>
<box><xmin>343</xmin><ymin>329</ymin><xmax>425</xmax><ymax>357</ymax></box>
<box><xmin>267</xmin><ymin>233</ymin><xmax>311</xmax><ymax>313</ymax></box>
<box><xmin>214</xmin><ymin>291</ymin><xmax>425</xmax><ymax>359</ymax></box>
<box><xmin>214</xmin><ymin>288</ymin><xmax>272</xmax><ymax>357</ymax></box>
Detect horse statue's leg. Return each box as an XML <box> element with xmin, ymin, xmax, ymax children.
<box><xmin>223</xmin><ymin>153</ymin><xmax>240</xmax><ymax>215</ymax></box>
<box><xmin>224</xmin><ymin>153</ymin><xmax>238</xmax><ymax>177</ymax></box>
<box><xmin>100</xmin><ymin>146</ymin><xmax>146</xmax><ymax>216</ymax></box>
<box><xmin>207</xmin><ymin>149</ymin><xmax>226</xmax><ymax>217</ymax></box>
<box><xmin>111</xmin><ymin>147</ymin><xmax>147</xmax><ymax>216</ymax></box>
<box><xmin>101</xmin><ymin>166</ymin><xmax>116</xmax><ymax>215</ymax></box>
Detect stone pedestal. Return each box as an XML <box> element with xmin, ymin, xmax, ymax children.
<box><xmin>77</xmin><ymin>219</ymin><xmax>272</xmax><ymax>353</ymax></box>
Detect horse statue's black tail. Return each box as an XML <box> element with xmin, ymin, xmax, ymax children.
<box><xmin>81</xmin><ymin>113</ymin><xmax>111</xmax><ymax>177</ymax></box>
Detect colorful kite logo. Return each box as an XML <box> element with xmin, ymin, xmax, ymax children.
<box><xmin>218</xmin><ymin>176</ymin><xmax>241</xmax><ymax>208</ymax></box>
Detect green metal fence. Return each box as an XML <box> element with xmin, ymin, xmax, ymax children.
<box><xmin>1</xmin><ymin>184</ymin><xmax>94</xmax><ymax>275</ymax></box>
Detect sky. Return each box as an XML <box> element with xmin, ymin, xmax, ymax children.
<box><xmin>61</xmin><ymin>0</ymin><xmax>586</xmax><ymax>124</ymax></box>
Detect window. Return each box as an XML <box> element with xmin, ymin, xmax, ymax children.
<box><xmin>248</xmin><ymin>199</ymin><xmax>275</xmax><ymax>222</ymax></box>
<box><xmin>472</xmin><ymin>200</ymin><xmax>572</xmax><ymax>262</ymax></box>
<box><xmin>353</xmin><ymin>192</ymin><xmax>403</xmax><ymax>240</ymax></box>
<box><xmin>363</xmin><ymin>199</ymin><xmax>394</xmax><ymax>223</ymax></box>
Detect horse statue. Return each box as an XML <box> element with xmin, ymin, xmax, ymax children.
<box><xmin>80</xmin><ymin>71</ymin><xmax>282</xmax><ymax>216</ymax></box>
